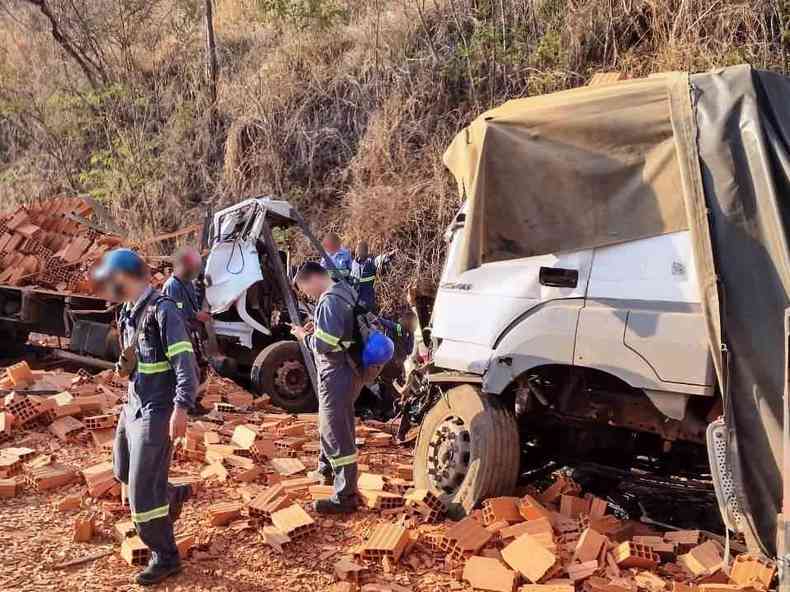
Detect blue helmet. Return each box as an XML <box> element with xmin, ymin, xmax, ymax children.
<box><xmin>93</xmin><ymin>248</ymin><xmax>146</xmax><ymax>281</ymax></box>
<box><xmin>362</xmin><ymin>329</ymin><xmax>394</xmax><ymax>368</ymax></box>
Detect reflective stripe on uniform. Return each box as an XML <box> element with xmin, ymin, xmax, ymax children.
<box><xmin>137</xmin><ymin>360</ymin><xmax>171</xmax><ymax>374</ymax></box>
<box><xmin>396</xmin><ymin>324</ymin><xmax>403</xmax><ymax>336</ymax></box>
<box><xmin>329</xmin><ymin>452</ymin><xmax>357</xmax><ymax>468</ymax></box>
<box><xmin>315</xmin><ymin>328</ymin><xmax>340</xmax><ymax>347</ymax></box>
<box><xmin>166</xmin><ymin>340</ymin><xmax>193</xmax><ymax>358</ymax></box>
<box><xmin>176</xmin><ymin>302</ymin><xmax>183</xmax><ymax>309</ymax></box>
<box><xmin>359</xmin><ymin>275</ymin><xmax>375</xmax><ymax>283</ymax></box>
<box><xmin>132</xmin><ymin>503</ymin><xmax>170</xmax><ymax>523</ymax></box>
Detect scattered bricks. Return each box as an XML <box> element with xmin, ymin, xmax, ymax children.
<box><xmin>49</xmin><ymin>416</ymin><xmax>84</xmax><ymax>441</ymax></box>
<box><xmin>204</xmin><ymin>431</ymin><xmax>221</xmax><ymax>446</ymax></box>
<box><xmin>502</xmin><ymin>534</ymin><xmax>557</xmax><ymax>583</ymax></box>
<box><xmin>0</xmin><ymin>477</ymin><xmax>20</xmax><ymax>497</ymax></box>
<box><xmin>551</xmin><ymin>511</ymin><xmax>581</xmax><ymax>534</ymax></box>
<box><xmin>613</xmin><ymin>542</ymin><xmax>660</xmax><ymax>569</ymax></box>
<box><xmin>208</xmin><ymin>501</ymin><xmax>243</xmax><ymax>526</ymax></box>
<box><xmin>5</xmin><ymin>395</ymin><xmax>43</xmax><ymax>426</ymax></box>
<box><xmin>519</xmin><ymin>495</ymin><xmax>552</xmax><ymax>522</ymax></box>
<box><xmin>633</xmin><ymin>571</ymin><xmax>667</xmax><ymax>592</ymax></box>
<box><xmin>250</xmin><ymin>438</ymin><xmax>276</xmax><ymax>462</ymax></box>
<box><xmin>271</xmin><ymin>504</ymin><xmax>316</xmax><ymax>540</ymax></box>
<box><xmin>665</xmin><ymin>530</ymin><xmax>703</xmax><ymax>551</ymax></box>
<box><xmin>73</xmin><ymin>513</ymin><xmax>95</xmax><ymax>542</ymax></box>
<box><xmin>335</xmin><ymin>557</ymin><xmax>368</xmax><ymax>583</ymax></box>
<box><xmin>235</xmin><ymin>465</ymin><xmax>265</xmax><ymax>483</ymax></box>
<box><xmin>483</xmin><ymin>497</ymin><xmax>523</xmax><ymax>525</ymax></box>
<box><xmin>120</xmin><ymin>536</ymin><xmax>150</xmax><ymax>566</ymax></box>
<box><xmin>176</xmin><ymin>533</ymin><xmax>195</xmax><ymax>559</ymax></box>
<box><xmin>730</xmin><ymin>553</ymin><xmax>776</xmax><ymax>589</ymax></box>
<box><xmin>115</xmin><ymin>519</ymin><xmax>136</xmax><ymax>541</ymax></box>
<box><xmin>205</xmin><ymin>443</ymin><xmax>238</xmax><ymax>462</ymax></box>
<box><xmin>26</xmin><ymin>463</ymin><xmax>78</xmax><ymax>491</ymax></box>
<box><xmin>387</xmin><ymin>478</ymin><xmax>413</xmax><ymax>495</ymax></box>
<box><xmin>200</xmin><ymin>461</ymin><xmax>229</xmax><ymax>482</ymax></box>
<box><xmin>82</xmin><ymin>461</ymin><xmax>116</xmax><ymax>497</ymax></box>
<box><xmin>57</xmin><ymin>493</ymin><xmax>82</xmax><ymax>512</ymax></box>
<box><xmin>309</xmin><ymin>485</ymin><xmax>335</xmax><ymax>500</ymax></box>
<box><xmin>0</xmin><ymin>412</ymin><xmax>13</xmax><ymax>443</ymax></box>
<box><xmin>566</xmin><ymin>560</ymin><xmax>599</xmax><ymax>582</ymax></box>
<box><xmin>249</xmin><ymin>484</ymin><xmax>292</xmax><ymax>521</ymax></box>
<box><xmin>463</xmin><ymin>556</ymin><xmax>517</xmax><ymax>592</ymax></box>
<box><xmin>83</xmin><ymin>414</ymin><xmax>116</xmax><ymax>431</ymax></box>
<box><xmin>446</xmin><ymin>517</ymin><xmax>495</xmax><ymax>558</ymax></box>
<box><xmin>231</xmin><ymin>424</ymin><xmax>258</xmax><ymax>449</ymax></box>
<box><xmin>394</xmin><ymin>463</ymin><xmax>413</xmax><ymax>480</ymax></box>
<box><xmin>274</xmin><ymin>437</ymin><xmax>308</xmax><ymax>456</ymax></box>
<box><xmin>0</xmin><ymin>454</ymin><xmax>22</xmax><ymax>477</ymax></box>
<box><xmin>6</xmin><ymin>361</ymin><xmax>34</xmax><ymax>386</ymax></box>
<box><xmin>501</xmin><ymin>517</ymin><xmax>554</xmax><ymax>541</ymax></box>
<box><xmin>262</xmin><ymin>525</ymin><xmax>292</xmax><ymax>552</ymax></box>
<box><xmin>91</xmin><ymin>428</ymin><xmax>115</xmax><ymax>450</ymax></box>
<box><xmin>271</xmin><ymin>457</ymin><xmax>306</xmax><ymax>476</ymax></box>
<box><xmin>224</xmin><ymin>454</ymin><xmax>255</xmax><ymax>471</ymax></box>
<box><xmin>362</xmin><ymin>523</ymin><xmax>410</xmax><ymax>562</ymax></box>
<box><xmin>560</xmin><ymin>495</ymin><xmax>590</xmax><ymax>518</ymax></box>
<box><xmin>589</xmin><ymin>497</ymin><xmax>608</xmax><ymax>520</ymax></box>
<box><xmin>4</xmin><ymin>446</ymin><xmax>35</xmax><ymax>462</ymax></box>
<box><xmin>359</xmin><ymin>472</ymin><xmax>387</xmax><ymax>491</ymax></box>
<box><xmin>367</xmin><ymin>432</ymin><xmax>393</xmax><ymax>447</ymax></box>
<box><xmin>360</xmin><ymin>489</ymin><xmax>405</xmax><ymax>511</ymax></box>
<box><xmin>404</xmin><ymin>488</ymin><xmax>445</xmax><ymax>523</ymax></box>
<box><xmin>520</xmin><ymin>586</ymin><xmax>575</xmax><ymax>592</ymax></box>
<box><xmin>574</xmin><ymin>528</ymin><xmax>608</xmax><ymax>564</ymax></box>
<box><xmin>678</xmin><ymin>541</ymin><xmax>724</xmax><ymax>577</ymax></box>
<box><xmin>651</xmin><ymin>542</ymin><xmax>677</xmax><ymax>562</ymax></box>
<box><xmin>278</xmin><ymin>423</ymin><xmax>306</xmax><ymax>437</ymax></box>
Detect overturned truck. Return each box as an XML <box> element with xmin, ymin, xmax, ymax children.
<box><xmin>411</xmin><ymin>65</ymin><xmax>790</xmax><ymax>557</ymax></box>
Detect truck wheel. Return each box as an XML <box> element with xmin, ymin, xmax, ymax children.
<box><xmin>413</xmin><ymin>384</ymin><xmax>519</xmax><ymax>519</ymax></box>
<box><xmin>251</xmin><ymin>341</ymin><xmax>317</xmax><ymax>413</ymax></box>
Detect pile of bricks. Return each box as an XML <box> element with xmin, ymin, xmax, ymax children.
<box><xmin>0</xmin><ymin>196</ymin><xmax>168</xmax><ymax>294</ymax></box>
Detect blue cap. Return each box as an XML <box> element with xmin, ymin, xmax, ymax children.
<box><xmin>362</xmin><ymin>330</ymin><xmax>394</xmax><ymax>368</ymax></box>
<box><xmin>93</xmin><ymin>248</ymin><xmax>146</xmax><ymax>281</ymax></box>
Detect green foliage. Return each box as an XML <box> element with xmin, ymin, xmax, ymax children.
<box><xmin>253</xmin><ymin>0</ymin><xmax>347</xmax><ymax>30</ymax></box>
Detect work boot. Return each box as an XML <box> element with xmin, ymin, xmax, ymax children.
<box><xmin>134</xmin><ymin>561</ymin><xmax>182</xmax><ymax>586</ymax></box>
<box><xmin>169</xmin><ymin>483</ymin><xmax>193</xmax><ymax>523</ymax></box>
<box><xmin>313</xmin><ymin>498</ymin><xmax>357</xmax><ymax>515</ymax></box>
<box><xmin>307</xmin><ymin>470</ymin><xmax>333</xmax><ymax>486</ymax></box>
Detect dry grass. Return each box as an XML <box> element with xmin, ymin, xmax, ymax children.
<box><xmin>1</xmin><ymin>0</ymin><xmax>788</xmax><ymax>312</ymax></box>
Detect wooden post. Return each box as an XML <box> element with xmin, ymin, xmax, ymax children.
<box><xmin>203</xmin><ymin>0</ymin><xmax>218</xmax><ymax>105</ymax></box>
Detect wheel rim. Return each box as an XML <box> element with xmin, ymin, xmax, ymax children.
<box><xmin>426</xmin><ymin>415</ymin><xmax>471</xmax><ymax>495</ymax></box>
<box><xmin>274</xmin><ymin>359</ymin><xmax>309</xmax><ymax>400</ymax></box>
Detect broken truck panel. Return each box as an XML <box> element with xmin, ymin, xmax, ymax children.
<box><xmin>420</xmin><ymin>64</ymin><xmax>790</xmax><ymax>557</ymax></box>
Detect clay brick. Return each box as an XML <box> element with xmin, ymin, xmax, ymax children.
<box><xmin>83</xmin><ymin>414</ymin><xmax>116</xmax><ymax>431</ymax></box>
<box><xmin>359</xmin><ymin>489</ymin><xmax>404</xmax><ymax>511</ymax></box>
<box><xmin>271</xmin><ymin>504</ymin><xmax>316</xmax><ymax>539</ymax></box>
<box><xmin>358</xmin><ymin>472</ymin><xmax>387</xmax><ymax>491</ymax></box>
<box><xmin>73</xmin><ymin>513</ymin><xmax>95</xmax><ymax>542</ymax></box>
<box><xmin>463</xmin><ymin>555</ymin><xmax>517</xmax><ymax>592</ymax></box>
<box><xmin>362</xmin><ymin>523</ymin><xmax>409</xmax><ymax>562</ymax></box>
<box><xmin>729</xmin><ymin>553</ymin><xmax>776</xmax><ymax>589</ymax></box>
<box><xmin>566</xmin><ymin>560</ymin><xmax>599</xmax><ymax>582</ymax></box>
<box><xmin>589</xmin><ymin>497</ymin><xmax>608</xmax><ymax>520</ymax></box>
<box><xmin>519</xmin><ymin>586</ymin><xmax>575</xmax><ymax>592</ymax></box>
<box><xmin>309</xmin><ymin>485</ymin><xmax>335</xmax><ymax>500</ymax></box>
<box><xmin>58</xmin><ymin>493</ymin><xmax>82</xmax><ymax>512</ymax></box>
<box><xmin>664</xmin><ymin>530</ymin><xmax>702</xmax><ymax>547</ymax></box>
<box><xmin>200</xmin><ymin>461</ymin><xmax>229</xmax><ymax>482</ymax></box>
<box><xmin>82</xmin><ymin>461</ymin><xmax>115</xmax><ymax>497</ymax></box>
<box><xmin>6</xmin><ymin>361</ymin><xmax>33</xmax><ymax>386</ymax></box>
<box><xmin>501</xmin><ymin>517</ymin><xmax>554</xmax><ymax>541</ymax></box>
<box><xmin>538</xmin><ymin>475</ymin><xmax>578</xmax><ymax>504</ymax></box>
<box><xmin>560</xmin><ymin>495</ymin><xmax>590</xmax><ymax>518</ymax></box>
<box><xmin>203</xmin><ymin>431</ymin><xmax>221</xmax><ymax>446</ymax></box>
<box><xmin>633</xmin><ymin>572</ymin><xmax>667</xmax><ymax>592</ymax></box>
<box><xmin>612</xmin><ymin>541</ymin><xmax>659</xmax><ymax>569</ymax></box>
<box><xmin>278</xmin><ymin>423</ymin><xmax>306</xmax><ymax>437</ymax></box>
<box><xmin>502</xmin><ymin>533</ymin><xmax>557</xmax><ymax>583</ymax></box>
<box><xmin>235</xmin><ymin>465</ymin><xmax>265</xmax><ymax>483</ymax></box>
<box><xmin>224</xmin><ymin>454</ymin><xmax>255</xmax><ymax>470</ymax></box>
<box><xmin>262</xmin><ymin>525</ymin><xmax>292</xmax><ymax>552</ymax></box>
<box><xmin>5</xmin><ymin>395</ymin><xmax>43</xmax><ymax>426</ymax></box>
<box><xmin>208</xmin><ymin>501</ymin><xmax>243</xmax><ymax>526</ymax></box>
<box><xmin>404</xmin><ymin>488</ymin><xmax>445</xmax><ymax>522</ymax></box>
<box><xmin>250</xmin><ymin>438</ymin><xmax>276</xmax><ymax>462</ymax></box>
<box><xmin>26</xmin><ymin>463</ymin><xmax>77</xmax><ymax>491</ymax></box>
<box><xmin>574</xmin><ymin>528</ymin><xmax>607</xmax><ymax>564</ymax></box>
<box><xmin>0</xmin><ymin>412</ymin><xmax>14</xmax><ymax>442</ymax></box>
<box><xmin>483</xmin><ymin>497</ymin><xmax>523</xmax><ymax>525</ymax></box>
<box><xmin>678</xmin><ymin>541</ymin><xmax>724</xmax><ymax>577</ymax></box>
<box><xmin>270</xmin><ymin>457</ymin><xmax>306</xmax><ymax>476</ymax></box>
<box><xmin>0</xmin><ymin>477</ymin><xmax>19</xmax><ymax>497</ymax></box>
<box><xmin>176</xmin><ymin>533</ymin><xmax>195</xmax><ymax>559</ymax></box>
<box><xmin>335</xmin><ymin>557</ymin><xmax>368</xmax><ymax>583</ymax></box>
<box><xmin>120</xmin><ymin>535</ymin><xmax>150</xmax><ymax>566</ymax></box>
<box><xmin>231</xmin><ymin>424</ymin><xmax>258</xmax><ymax>449</ymax></box>
<box><xmin>446</xmin><ymin>517</ymin><xmax>494</xmax><ymax>558</ymax></box>
<box><xmin>519</xmin><ymin>495</ymin><xmax>552</xmax><ymax>522</ymax></box>
<box><xmin>0</xmin><ymin>454</ymin><xmax>21</xmax><ymax>477</ymax></box>
<box><xmin>249</xmin><ymin>484</ymin><xmax>292</xmax><ymax>520</ymax></box>
<box><xmin>394</xmin><ymin>463</ymin><xmax>413</xmax><ymax>480</ymax></box>
<box><xmin>5</xmin><ymin>446</ymin><xmax>35</xmax><ymax>461</ymax></box>
<box><xmin>91</xmin><ymin>428</ymin><xmax>115</xmax><ymax>450</ymax></box>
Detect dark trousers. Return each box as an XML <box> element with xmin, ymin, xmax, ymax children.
<box><xmin>113</xmin><ymin>406</ymin><xmax>187</xmax><ymax>567</ymax></box>
<box><xmin>317</xmin><ymin>364</ymin><xmax>363</xmax><ymax>503</ymax></box>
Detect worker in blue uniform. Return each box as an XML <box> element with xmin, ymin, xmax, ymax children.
<box><xmin>321</xmin><ymin>232</ymin><xmax>352</xmax><ymax>281</ymax></box>
<box><xmin>291</xmin><ymin>261</ymin><xmax>362</xmax><ymax>513</ymax></box>
<box><xmin>350</xmin><ymin>241</ymin><xmax>394</xmax><ymax>312</ymax></box>
<box><xmin>94</xmin><ymin>249</ymin><xmax>198</xmax><ymax>586</ymax></box>
<box><xmin>163</xmin><ymin>246</ymin><xmax>210</xmax><ymax>399</ymax></box>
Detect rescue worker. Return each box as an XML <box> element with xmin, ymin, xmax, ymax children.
<box><xmin>321</xmin><ymin>232</ymin><xmax>352</xmax><ymax>281</ymax></box>
<box><xmin>290</xmin><ymin>261</ymin><xmax>362</xmax><ymax>513</ymax></box>
<box><xmin>350</xmin><ymin>241</ymin><xmax>394</xmax><ymax>312</ymax></box>
<box><xmin>163</xmin><ymin>246</ymin><xmax>210</xmax><ymax>399</ymax></box>
<box><xmin>94</xmin><ymin>248</ymin><xmax>198</xmax><ymax>586</ymax></box>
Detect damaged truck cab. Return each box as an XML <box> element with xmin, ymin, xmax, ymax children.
<box><xmin>413</xmin><ymin>65</ymin><xmax>790</xmax><ymax>559</ymax></box>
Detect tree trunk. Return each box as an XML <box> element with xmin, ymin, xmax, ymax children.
<box><xmin>204</xmin><ymin>0</ymin><xmax>218</xmax><ymax>105</ymax></box>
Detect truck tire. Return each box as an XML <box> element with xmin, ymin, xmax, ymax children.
<box><xmin>413</xmin><ymin>384</ymin><xmax>519</xmax><ymax>519</ymax></box>
<box><xmin>250</xmin><ymin>341</ymin><xmax>317</xmax><ymax>413</ymax></box>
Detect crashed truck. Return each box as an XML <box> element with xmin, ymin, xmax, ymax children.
<box><xmin>409</xmin><ymin>64</ymin><xmax>790</xmax><ymax>559</ymax></box>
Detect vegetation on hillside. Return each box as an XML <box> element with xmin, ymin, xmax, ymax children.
<box><xmin>1</xmin><ymin>0</ymin><xmax>788</xmax><ymax>310</ymax></box>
